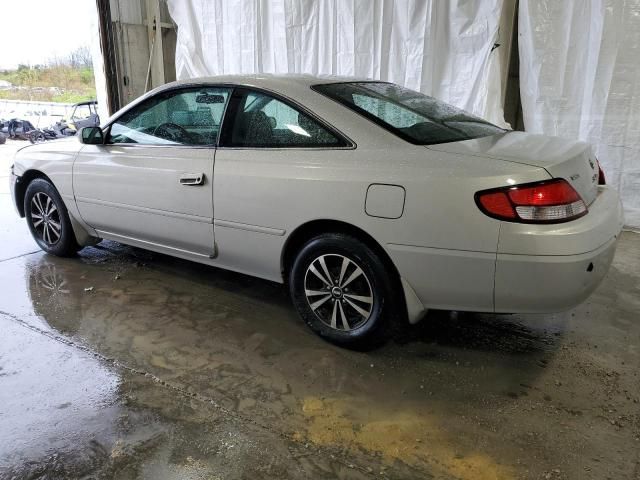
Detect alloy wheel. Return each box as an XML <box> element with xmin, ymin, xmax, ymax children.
<box><xmin>303</xmin><ymin>254</ymin><xmax>374</xmax><ymax>331</ymax></box>
<box><xmin>31</xmin><ymin>192</ymin><xmax>62</xmax><ymax>245</ymax></box>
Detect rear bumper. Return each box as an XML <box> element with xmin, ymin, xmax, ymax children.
<box><xmin>494</xmin><ymin>236</ymin><xmax>618</xmax><ymax>312</ymax></box>
<box><xmin>389</xmin><ymin>186</ymin><xmax>623</xmax><ymax>319</ymax></box>
<box><xmin>494</xmin><ymin>185</ymin><xmax>623</xmax><ymax>313</ymax></box>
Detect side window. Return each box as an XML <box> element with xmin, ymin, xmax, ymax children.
<box><xmin>221</xmin><ymin>90</ymin><xmax>346</xmax><ymax>148</ymax></box>
<box><xmin>107</xmin><ymin>87</ymin><xmax>231</xmax><ymax>146</ymax></box>
<box><xmin>352</xmin><ymin>93</ymin><xmax>429</xmax><ymax>129</ymax></box>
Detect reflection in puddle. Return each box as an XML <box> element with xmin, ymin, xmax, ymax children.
<box><xmin>0</xmin><ymin>244</ymin><xmax>595</xmax><ymax>478</ymax></box>
<box><xmin>0</xmin><ymin>315</ymin><xmax>121</xmax><ymax>474</ymax></box>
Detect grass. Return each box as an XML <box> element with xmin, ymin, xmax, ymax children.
<box><xmin>0</xmin><ymin>65</ymin><xmax>96</xmax><ymax>103</ymax></box>
<box><xmin>52</xmin><ymin>91</ymin><xmax>96</xmax><ymax>103</ymax></box>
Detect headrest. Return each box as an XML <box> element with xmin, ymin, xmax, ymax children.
<box><xmin>297</xmin><ymin>112</ymin><xmax>317</xmax><ymax>134</ymax></box>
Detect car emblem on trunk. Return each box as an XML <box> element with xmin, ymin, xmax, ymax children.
<box><xmin>589</xmin><ymin>158</ymin><xmax>595</xmax><ymax>169</ymax></box>
<box><xmin>570</xmin><ymin>174</ymin><xmax>580</xmax><ymax>181</ymax></box>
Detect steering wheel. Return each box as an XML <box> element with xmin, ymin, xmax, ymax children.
<box><xmin>153</xmin><ymin>122</ymin><xmax>191</xmax><ymax>143</ymax></box>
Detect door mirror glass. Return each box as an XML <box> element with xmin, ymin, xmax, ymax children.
<box><xmin>79</xmin><ymin>126</ymin><xmax>104</xmax><ymax>145</ymax></box>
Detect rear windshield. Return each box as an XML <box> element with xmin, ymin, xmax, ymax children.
<box><xmin>313</xmin><ymin>82</ymin><xmax>505</xmax><ymax>145</ymax></box>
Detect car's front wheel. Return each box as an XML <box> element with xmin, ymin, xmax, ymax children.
<box><xmin>24</xmin><ymin>178</ymin><xmax>80</xmax><ymax>256</ymax></box>
<box><xmin>289</xmin><ymin>233</ymin><xmax>394</xmax><ymax>349</ymax></box>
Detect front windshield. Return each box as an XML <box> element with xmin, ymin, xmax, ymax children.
<box><xmin>313</xmin><ymin>82</ymin><xmax>505</xmax><ymax>145</ymax></box>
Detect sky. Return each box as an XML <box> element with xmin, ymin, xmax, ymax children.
<box><xmin>0</xmin><ymin>0</ymin><xmax>97</xmax><ymax>70</ymax></box>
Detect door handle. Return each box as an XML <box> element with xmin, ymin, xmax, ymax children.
<box><xmin>180</xmin><ymin>173</ymin><xmax>205</xmax><ymax>186</ymax></box>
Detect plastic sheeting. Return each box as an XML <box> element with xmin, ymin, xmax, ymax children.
<box><xmin>519</xmin><ymin>0</ymin><xmax>640</xmax><ymax>228</ymax></box>
<box><xmin>166</xmin><ymin>0</ymin><xmax>507</xmax><ymax>125</ymax></box>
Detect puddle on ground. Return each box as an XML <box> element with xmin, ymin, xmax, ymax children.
<box><xmin>0</xmin><ymin>314</ymin><xmax>123</xmax><ymax>476</ymax></box>
<box><xmin>0</xmin><ymin>235</ymin><xmax>638</xmax><ymax>479</ymax></box>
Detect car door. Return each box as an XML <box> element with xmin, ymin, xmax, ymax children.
<box><xmin>211</xmin><ymin>87</ymin><xmax>352</xmax><ymax>280</ymax></box>
<box><xmin>73</xmin><ymin>86</ymin><xmax>231</xmax><ymax>257</ymax></box>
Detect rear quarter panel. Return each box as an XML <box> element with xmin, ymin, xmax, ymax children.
<box><xmin>212</xmin><ymin>139</ymin><xmax>550</xmax><ymax>312</ymax></box>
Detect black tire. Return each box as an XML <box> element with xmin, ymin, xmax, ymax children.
<box><xmin>29</xmin><ymin>131</ymin><xmax>46</xmax><ymax>144</ymax></box>
<box><xmin>289</xmin><ymin>233</ymin><xmax>394</xmax><ymax>349</ymax></box>
<box><xmin>24</xmin><ymin>178</ymin><xmax>80</xmax><ymax>256</ymax></box>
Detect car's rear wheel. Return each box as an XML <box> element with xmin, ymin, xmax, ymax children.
<box><xmin>24</xmin><ymin>178</ymin><xmax>80</xmax><ymax>256</ymax></box>
<box><xmin>289</xmin><ymin>233</ymin><xmax>393</xmax><ymax>349</ymax></box>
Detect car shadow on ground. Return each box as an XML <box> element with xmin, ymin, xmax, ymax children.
<box><xmin>87</xmin><ymin>242</ymin><xmax>563</xmax><ymax>350</ymax></box>
<box><xmin>28</xmin><ymin>240</ymin><xmax>565</xmax><ymax>367</ymax></box>
<box><xmin>398</xmin><ymin>309</ymin><xmax>562</xmax><ymax>355</ymax></box>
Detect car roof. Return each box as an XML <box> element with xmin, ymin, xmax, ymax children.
<box><xmin>102</xmin><ymin>74</ymin><xmax>383</xmax><ymax>132</ymax></box>
<box><xmin>160</xmin><ymin>73</ymin><xmax>374</xmax><ymax>91</ymax></box>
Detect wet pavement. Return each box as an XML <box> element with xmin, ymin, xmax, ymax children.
<box><xmin>1</xmin><ymin>138</ymin><xmax>639</xmax><ymax>479</ymax></box>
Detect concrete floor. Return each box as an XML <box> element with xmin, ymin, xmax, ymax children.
<box><xmin>0</xmin><ymin>138</ymin><xmax>639</xmax><ymax>480</ymax></box>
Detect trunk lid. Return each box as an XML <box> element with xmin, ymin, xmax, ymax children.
<box><xmin>427</xmin><ymin>131</ymin><xmax>600</xmax><ymax>205</ymax></box>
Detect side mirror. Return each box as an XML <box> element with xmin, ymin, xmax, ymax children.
<box><xmin>79</xmin><ymin>126</ymin><xmax>104</xmax><ymax>145</ymax></box>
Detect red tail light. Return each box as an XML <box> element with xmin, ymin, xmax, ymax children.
<box><xmin>596</xmin><ymin>159</ymin><xmax>606</xmax><ymax>185</ymax></box>
<box><xmin>475</xmin><ymin>179</ymin><xmax>588</xmax><ymax>223</ymax></box>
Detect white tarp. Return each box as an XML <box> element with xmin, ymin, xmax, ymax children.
<box><xmin>519</xmin><ymin>0</ymin><xmax>640</xmax><ymax>228</ymax></box>
<box><xmin>166</xmin><ymin>0</ymin><xmax>507</xmax><ymax>125</ymax></box>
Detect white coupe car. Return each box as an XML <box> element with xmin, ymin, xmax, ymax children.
<box><xmin>10</xmin><ymin>75</ymin><xmax>624</xmax><ymax>348</ymax></box>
